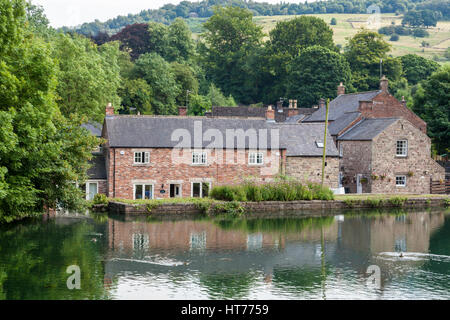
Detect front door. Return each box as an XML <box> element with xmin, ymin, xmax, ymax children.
<box><xmin>170</xmin><ymin>184</ymin><xmax>181</xmax><ymax>198</ymax></box>
<box><xmin>356</xmin><ymin>174</ymin><xmax>362</xmax><ymax>194</ymax></box>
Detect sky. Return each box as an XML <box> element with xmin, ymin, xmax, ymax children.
<box><xmin>32</xmin><ymin>0</ymin><xmax>310</xmax><ymax>28</ymax></box>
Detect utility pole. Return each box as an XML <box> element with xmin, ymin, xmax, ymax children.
<box><xmin>380</xmin><ymin>58</ymin><xmax>383</xmax><ymax>79</ymax></box>
<box><xmin>321</xmin><ymin>99</ymin><xmax>330</xmax><ymax>186</ymax></box>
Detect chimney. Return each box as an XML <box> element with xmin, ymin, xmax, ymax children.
<box><xmin>266</xmin><ymin>105</ymin><xmax>275</xmax><ymax>122</ymax></box>
<box><xmin>289</xmin><ymin>99</ymin><xmax>293</xmax><ymax>108</ymax></box>
<box><xmin>276</xmin><ymin>100</ymin><xmax>283</xmax><ymax>110</ymax></box>
<box><xmin>318</xmin><ymin>98</ymin><xmax>326</xmax><ymax>109</ymax></box>
<box><xmin>178</xmin><ymin>106</ymin><xmax>187</xmax><ymax>116</ymax></box>
<box><xmin>401</xmin><ymin>96</ymin><xmax>407</xmax><ymax>108</ymax></box>
<box><xmin>380</xmin><ymin>75</ymin><xmax>388</xmax><ymax>92</ymax></box>
<box><xmin>337</xmin><ymin>82</ymin><xmax>345</xmax><ymax>96</ymax></box>
<box><xmin>293</xmin><ymin>100</ymin><xmax>297</xmax><ymax>109</ymax></box>
<box><xmin>106</xmin><ymin>102</ymin><xmax>114</xmax><ymax>116</ymax></box>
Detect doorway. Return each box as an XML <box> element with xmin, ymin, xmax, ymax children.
<box><xmin>356</xmin><ymin>174</ymin><xmax>362</xmax><ymax>194</ymax></box>
<box><xmin>170</xmin><ymin>184</ymin><xmax>181</xmax><ymax>198</ymax></box>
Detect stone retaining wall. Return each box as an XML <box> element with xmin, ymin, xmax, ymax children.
<box><xmin>107</xmin><ymin>197</ymin><xmax>448</xmax><ymax>218</ymax></box>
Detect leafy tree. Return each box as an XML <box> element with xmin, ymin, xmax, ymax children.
<box><xmin>268</xmin><ymin>16</ymin><xmax>336</xmax><ymax>58</ymax></box>
<box><xmin>390</xmin><ymin>34</ymin><xmax>399</xmax><ymax>41</ymax></box>
<box><xmin>25</xmin><ymin>1</ymin><xmax>51</xmax><ymax>37</ymax></box>
<box><xmin>132</xmin><ymin>52</ymin><xmax>180</xmax><ymax>115</ymax></box>
<box><xmin>187</xmin><ymin>94</ymin><xmax>210</xmax><ymax>116</ymax></box>
<box><xmin>344</xmin><ymin>30</ymin><xmax>402</xmax><ymax>91</ymax></box>
<box><xmin>400</xmin><ymin>54</ymin><xmax>440</xmax><ymax>85</ymax></box>
<box><xmin>286</xmin><ymin>45</ymin><xmax>352</xmax><ymax>107</ymax></box>
<box><xmin>166</xmin><ymin>18</ymin><xmax>195</xmax><ymax>62</ymax></box>
<box><xmin>0</xmin><ymin>0</ymin><xmax>98</xmax><ymax>221</ymax></box>
<box><xmin>110</xmin><ymin>23</ymin><xmax>154</xmax><ymax>60</ymax></box>
<box><xmin>171</xmin><ymin>62</ymin><xmax>199</xmax><ymax>106</ymax></box>
<box><xmin>206</xmin><ymin>84</ymin><xmax>237</xmax><ymax>106</ymax></box>
<box><xmin>201</xmin><ymin>6</ymin><xmax>264</xmax><ymax>103</ymax></box>
<box><xmin>51</xmin><ymin>33</ymin><xmax>121</xmax><ymax>122</ymax></box>
<box><xmin>118</xmin><ymin>79</ymin><xmax>153</xmax><ymax>115</ymax></box>
<box><xmin>412</xmin><ymin>65</ymin><xmax>450</xmax><ymax>154</ymax></box>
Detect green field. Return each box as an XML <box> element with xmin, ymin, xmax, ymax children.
<box><xmin>190</xmin><ymin>13</ymin><xmax>450</xmax><ymax>60</ymax></box>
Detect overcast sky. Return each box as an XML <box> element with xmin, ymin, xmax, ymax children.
<box><xmin>32</xmin><ymin>0</ymin><xmax>310</xmax><ymax>28</ymax></box>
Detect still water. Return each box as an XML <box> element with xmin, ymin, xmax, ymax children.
<box><xmin>0</xmin><ymin>208</ymin><xmax>449</xmax><ymax>300</ymax></box>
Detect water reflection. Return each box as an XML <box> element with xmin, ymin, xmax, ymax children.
<box><xmin>0</xmin><ymin>208</ymin><xmax>449</xmax><ymax>300</ymax></box>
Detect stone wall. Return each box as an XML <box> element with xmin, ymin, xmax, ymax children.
<box><xmin>286</xmin><ymin>156</ymin><xmax>339</xmax><ymax>188</ymax></box>
<box><xmin>339</xmin><ymin>140</ymin><xmax>373</xmax><ymax>193</ymax></box>
<box><xmin>370</xmin><ymin>119</ymin><xmax>445</xmax><ymax>194</ymax></box>
<box><xmin>106</xmin><ymin>147</ymin><xmax>283</xmax><ymax>199</ymax></box>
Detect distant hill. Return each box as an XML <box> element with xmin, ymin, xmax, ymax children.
<box><xmin>60</xmin><ymin>0</ymin><xmax>450</xmax><ymax>37</ymax></box>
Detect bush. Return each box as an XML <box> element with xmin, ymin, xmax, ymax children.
<box><xmin>210</xmin><ymin>181</ymin><xmax>334</xmax><ymax>202</ymax></box>
<box><xmin>413</xmin><ymin>29</ymin><xmax>429</xmax><ymax>38</ymax></box>
<box><xmin>390</xmin><ymin>34</ymin><xmax>400</xmax><ymax>41</ymax></box>
<box><xmin>92</xmin><ymin>193</ymin><xmax>109</xmax><ymax>205</ymax></box>
<box><xmin>330</xmin><ymin>17</ymin><xmax>337</xmax><ymax>25</ymax></box>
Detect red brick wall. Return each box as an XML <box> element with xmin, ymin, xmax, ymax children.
<box><xmin>359</xmin><ymin>92</ymin><xmax>427</xmax><ymax>133</ymax></box>
<box><xmin>107</xmin><ymin>147</ymin><xmax>283</xmax><ymax>199</ymax></box>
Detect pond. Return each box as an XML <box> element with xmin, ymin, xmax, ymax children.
<box><xmin>0</xmin><ymin>208</ymin><xmax>449</xmax><ymax>300</ymax></box>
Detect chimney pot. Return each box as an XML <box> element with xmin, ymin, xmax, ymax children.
<box><xmin>380</xmin><ymin>75</ymin><xmax>389</xmax><ymax>92</ymax></box>
<box><xmin>276</xmin><ymin>100</ymin><xmax>283</xmax><ymax>110</ymax></box>
<box><xmin>337</xmin><ymin>82</ymin><xmax>345</xmax><ymax>96</ymax></box>
<box><xmin>106</xmin><ymin>102</ymin><xmax>114</xmax><ymax>116</ymax></box>
<box><xmin>178</xmin><ymin>106</ymin><xmax>187</xmax><ymax>116</ymax></box>
<box><xmin>289</xmin><ymin>99</ymin><xmax>293</xmax><ymax>108</ymax></box>
<box><xmin>318</xmin><ymin>98</ymin><xmax>326</xmax><ymax>109</ymax></box>
<box><xmin>266</xmin><ymin>105</ymin><xmax>275</xmax><ymax>122</ymax></box>
<box><xmin>294</xmin><ymin>100</ymin><xmax>297</xmax><ymax>108</ymax></box>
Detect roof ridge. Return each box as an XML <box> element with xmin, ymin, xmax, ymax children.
<box><xmin>337</xmin><ymin>90</ymin><xmax>381</xmax><ymax>97</ymax></box>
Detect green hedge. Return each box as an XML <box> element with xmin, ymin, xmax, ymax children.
<box><xmin>209</xmin><ymin>181</ymin><xmax>334</xmax><ymax>202</ymax></box>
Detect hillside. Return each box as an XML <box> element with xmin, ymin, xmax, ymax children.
<box><xmin>188</xmin><ymin>13</ymin><xmax>450</xmax><ymax>60</ymax></box>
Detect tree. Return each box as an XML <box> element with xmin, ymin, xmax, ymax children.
<box><xmin>187</xmin><ymin>94</ymin><xmax>210</xmax><ymax>116</ymax></box>
<box><xmin>118</xmin><ymin>79</ymin><xmax>152</xmax><ymax>115</ymax></box>
<box><xmin>171</xmin><ymin>62</ymin><xmax>199</xmax><ymax>106</ymax></box>
<box><xmin>201</xmin><ymin>6</ymin><xmax>264</xmax><ymax>103</ymax></box>
<box><xmin>132</xmin><ymin>52</ymin><xmax>180</xmax><ymax>115</ymax></box>
<box><xmin>331</xmin><ymin>17</ymin><xmax>337</xmax><ymax>25</ymax></box>
<box><xmin>166</xmin><ymin>18</ymin><xmax>195</xmax><ymax>62</ymax></box>
<box><xmin>400</xmin><ymin>54</ymin><xmax>440</xmax><ymax>85</ymax></box>
<box><xmin>110</xmin><ymin>23</ymin><xmax>155</xmax><ymax>60</ymax></box>
<box><xmin>286</xmin><ymin>45</ymin><xmax>352</xmax><ymax>107</ymax></box>
<box><xmin>206</xmin><ymin>84</ymin><xmax>237</xmax><ymax>106</ymax></box>
<box><xmin>412</xmin><ymin>65</ymin><xmax>450</xmax><ymax>155</ymax></box>
<box><xmin>51</xmin><ymin>34</ymin><xmax>121</xmax><ymax>122</ymax></box>
<box><xmin>0</xmin><ymin>0</ymin><xmax>98</xmax><ymax>221</ymax></box>
<box><xmin>268</xmin><ymin>16</ymin><xmax>336</xmax><ymax>58</ymax></box>
<box><xmin>344</xmin><ymin>30</ymin><xmax>401</xmax><ymax>91</ymax></box>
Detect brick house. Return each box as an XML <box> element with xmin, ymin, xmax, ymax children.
<box><xmin>96</xmin><ymin>105</ymin><xmax>339</xmax><ymax>200</ymax></box>
<box><xmin>300</xmin><ymin>77</ymin><xmax>445</xmax><ymax>194</ymax></box>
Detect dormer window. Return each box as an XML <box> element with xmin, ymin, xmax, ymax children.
<box><xmin>396</xmin><ymin>140</ymin><xmax>408</xmax><ymax>157</ymax></box>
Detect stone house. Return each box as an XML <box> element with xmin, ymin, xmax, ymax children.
<box><xmin>95</xmin><ymin>105</ymin><xmax>339</xmax><ymax>200</ymax></box>
<box><xmin>300</xmin><ymin>76</ymin><xmax>445</xmax><ymax>194</ymax></box>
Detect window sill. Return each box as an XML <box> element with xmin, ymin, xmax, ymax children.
<box><xmin>395</xmin><ymin>155</ymin><xmax>408</xmax><ymax>158</ymax></box>
<box><xmin>248</xmin><ymin>163</ymin><xmax>264</xmax><ymax>166</ymax></box>
<box><xmin>133</xmin><ymin>163</ymin><xmax>152</xmax><ymax>167</ymax></box>
<box><xmin>191</xmin><ymin>163</ymin><xmax>208</xmax><ymax>167</ymax></box>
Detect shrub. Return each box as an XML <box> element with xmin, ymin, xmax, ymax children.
<box><xmin>388</xmin><ymin>196</ymin><xmax>407</xmax><ymax>207</ymax></box>
<box><xmin>92</xmin><ymin>193</ymin><xmax>108</xmax><ymax>205</ymax></box>
<box><xmin>330</xmin><ymin>17</ymin><xmax>337</xmax><ymax>25</ymax></box>
<box><xmin>413</xmin><ymin>29</ymin><xmax>429</xmax><ymax>38</ymax></box>
<box><xmin>210</xmin><ymin>181</ymin><xmax>334</xmax><ymax>202</ymax></box>
<box><xmin>390</xmin><ymin>34</ymin><xmax>400</xmax><ymax>41</ymax></box>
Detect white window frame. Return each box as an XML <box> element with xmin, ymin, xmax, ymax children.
<box><xmin>249</xmin><ymin>152</ymin><xmax>264</xmax><ymax>165</ymax></box>
<box><xmin>396</xmin><ymin>140</ymin><xmax>408</xmax><ymax>157</ymax></box>
<box><xmin>191</xmin><ymin>182</ymin><xmax>211</xmax><ymax>198</ymax></box>
<box><xmin>133</xmin><ymin>183</ymin><xmax>154</xmax><ymax>200</ymax></box>
<box><xmin>192</xmin><ymin>151</ymin><xmax>207</xmax><ymax>165</ymax></box>
<box><xmin>134</xmin><ymin>151</ymin><xmax>150</xmax><ymax>164</ymax></box>
<box><xmin>85</xmin><ymin>181</ymin><xmax>99</xmax><ymax>200</ymax></box>
<box><xmin>395</xmin><ymin>175</ymin><xmax>406</xmax><ymax>187</ymax></box>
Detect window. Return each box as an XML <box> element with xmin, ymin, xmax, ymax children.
<box><xmin>134</xmin><ymin>184</ymin><xmax>153</xmax><ymax>199</ymax></box>
<box><xmin>249</xmin><ymin>152</ymin><xmax>264</xmax><ymax>165</ymax></box>
<box><xmin>134</xmin><ymin>151</ymin><xmax>150</xmax><ymax>164</ymax></box>
<box><xmin>316</xmin><ymin>141</ymin><xmax>324</xmax><ymax>148</ymax></box>
<box><xmin>190</xmin><ymin>231</ymin><xmax>206</xmax><ymax>251</ymax></box>
<box><xmin>396</xmin><ymin>176</ymin><xmax>406</xmax><ymax>187</ymax></box>
<box><xmin>192</xmin><ymin>151</ymin><xmax>207</xmax><ymax>165</ymax></box>
<box><xmin>192</xmin><ymin>182</ymin><xmax>210</xmax><ymax>198</ymax></box>
<box><xmin>396</xmin><ymin>140</ymin><xmax>408</xmax><ymax>157</ymax></box>
<box><xmin>132</xmin><ymin>233</ymin><xmax>149</xmax><ymax>251</ymax></box>
<box><xmin>170</xmin><ymin>184</ymin><xmax>181</xmax><ymax>198</ymax></box>
<box><xmin>86</xmin><ymin>182</ymin><xmax>98</xmax><ymax>201</ymax></box>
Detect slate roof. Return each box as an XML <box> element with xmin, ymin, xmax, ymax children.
<box><xmin>104</xmin><ymin>115</ymin><xmax>339</xmax><ymax>157</ymax></box>
<box><xmin>337</xmin><ymin>118</ymin><xmax>399</xmax><ymax>141</ymax></box>
<box><xmin>210</xmin><ymin>106</ymin><xmax>317</xmax><ymax>123</ymax></box>
<box><xmin>87</xmin><ymin>154</ymin><xmax>107</xmax><ymax>180</ymax></box>
<box><xmin>81</xmin><ymin>122</ymin><xmax>103</xmax><ymax>137</ymax></box>
<box><xmin>328</xmin><ymin>112</ymin><xmax>362</xmax><ymax>136</ymax></box>
<box><xmin>305</xmin><ymin>91</ymin><xmax>380</xmax><ymax>122</ymax></box>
